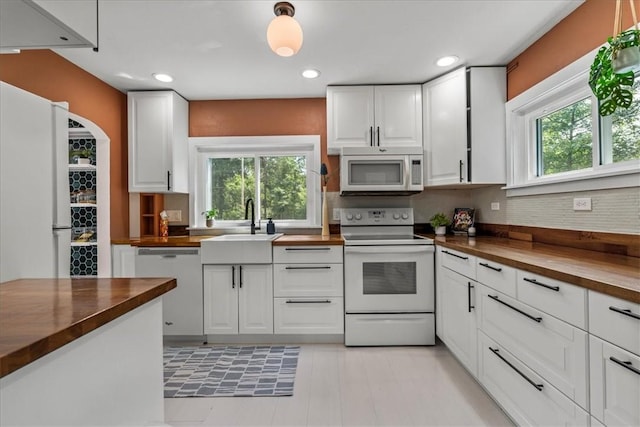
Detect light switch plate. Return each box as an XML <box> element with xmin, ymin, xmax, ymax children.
<box><xmin>573</xmin><ymin>198</ymin><xmax>591</xmax><ymax>211</ymax></box>
<box><xmin>491</xmin><ymin>202</ymin><xmax>500</xmax><ymax>211</ymax></box>
<box><xmin>333</xmin><ymin>208</ymin><xmax>341</xmax><ymax>221</ymax></box>
<box><xmin>165</xmin><ymin>210</ymin><xmax>182</xmax><ymax>222</ymax></box>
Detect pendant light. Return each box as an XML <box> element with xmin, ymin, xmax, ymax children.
<box><xmin>267</xmin><ymin>2</ymin><xmax>303</xmax><ymax>57</ymax></box>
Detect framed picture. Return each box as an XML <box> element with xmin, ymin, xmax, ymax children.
<box><xmin>452</xmin><ymin>208</ymin><xmax>475</xmax><ymax>233</ymax></box>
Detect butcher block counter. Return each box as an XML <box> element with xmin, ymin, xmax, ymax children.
<box><xmin>432</xmin><ymin>235</ymin><xmax>640</xmax><ymax>303</ymax></box>
<box><xmin>0</xmin><ymin>277</ymin><xmax>176</xmax><ymax>377</ymax></box>
<box><xmin>0</xmin><ymin>277</ymin><xmax>175</xmax><ymax>426</ymax></box>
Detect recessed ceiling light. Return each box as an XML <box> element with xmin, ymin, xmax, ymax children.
<box><xmin>153</xmin><ymin>73</ymin><xmax>173</xmax><ymax>83</ymax></box>
<box><xmin>302</xmin><ymin>69</ymin><xmax>320</xmax><ymax>79</ymax></box>
<box><xmin>436</xmin><ymin>56</ymin><xmax>459</xmax><ymax>67</ymax></box>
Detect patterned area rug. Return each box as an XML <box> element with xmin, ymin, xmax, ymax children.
<box><xmin>163</xmin><ymin>345</ymin><xmax>300</xmax><ymax>398</ymax></box>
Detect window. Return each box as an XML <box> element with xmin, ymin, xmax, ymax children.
<box><xmin>190</xmin><ymin>136</ymin><xmax>320</xmax><ymax>228</ymax></box>
<box><xmin>506</xmin><ymin>51</ymin><xmax>640</xmax><ymax>196</ymax></box>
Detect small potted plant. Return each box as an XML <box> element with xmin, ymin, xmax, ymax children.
<box><xmin>429</xmin><ymin>212</ymin><xmax>451</xmax><ymax>236</ymax></box>
<box><xmin>202</xmin><ymin>209</ymin><xmax>217</xmax><ymax>227</ymax></box>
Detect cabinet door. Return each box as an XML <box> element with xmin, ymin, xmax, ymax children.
<box><xmin>238</xmin><ymin>264</ymin><xmax>273</xmax><ymax>334</ymax></box>
<box><xmin>374</xmin><ymin>85</ymin><xmax>422</xmax><ymax>148</ymax></box>
<box><xmin>590</xmin><ymin>335</ymin><xmax>640</xmax><ymax>427</ymax></box>
<box><xmin>478</xmin><ymin>332</ymin><xmax>590</xmax><ymax>427</ymax></box>
<box><xmin>422</xmin><ymin>68</ymin><xmax>467</xmax><ymax>186</ymax></box>
<box><xmin>477</xmin><ymin>284</ymin><xmax>589</xmax><ymax>409</ymax></box>
<box><xmin>439</xmin><ymin>267</ymin><xmax>478</xmax><ymax>377</ymax></box>
<box><xmin>326</xmin><ymin>86</ymin><xmax>375</xmax><ymax>154</ymax></box>
<box><xmin>128</xmin><ymin>91</ymin><xmax>188</xmax><ymax>193</ymax></box>
<box><xmin>111</xmin><ymin>244</ymin><xmax>135</xmax><ymax>277</ymax></box>
<box><xmin>203</xmin><ymin>265</ymin><xmax>238</xmax><ymax>334</ymax></box>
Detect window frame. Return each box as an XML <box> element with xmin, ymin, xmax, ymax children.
<box><xmin>506</xmin><ymin>47</ymin><xmax>640</xmax><ymax>197</ymax></box>
<box><xmin>189</xmin><ymin>135</ymin><xmax>321</xmax><ymax>229</ymax></box>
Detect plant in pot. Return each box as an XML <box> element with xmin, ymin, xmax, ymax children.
<box><xmin>589</xmin><ymin>0</ymin><xmax>640</xmax><ymax>116</ymax></box>
<box><xmin>429</xmin><ymin>213</ymin><xmax>450</xmax><ymax>236</ymax></box>
<box><xmin>202</xmin><ymin>209</ymin><xmax>217</xmax><ymax>227</ymax></box>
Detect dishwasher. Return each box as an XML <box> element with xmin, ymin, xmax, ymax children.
<box><xmin>135</xmin><ymin>247</ymin><xmax>204</xmax><ymax>337</ymax></box>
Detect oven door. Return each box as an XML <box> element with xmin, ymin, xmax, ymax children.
<box><xmin>344</xmin><ymin>245</ymin><xmax>434</xmax><ymax>313</ymax></box>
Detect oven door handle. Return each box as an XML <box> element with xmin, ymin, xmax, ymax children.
<box><xmin>344</xmin><ymin>245</ymin><xmax>434</xmax><ymax>254</ymax></box>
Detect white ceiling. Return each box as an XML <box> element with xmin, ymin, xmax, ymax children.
<box><xmin>53</xmin><ymin>0</ymin><xmax>584</xmax><ymax>101</ymax></box>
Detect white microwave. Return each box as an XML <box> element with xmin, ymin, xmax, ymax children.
<box><xmin>340</xmin><ymin>146</ymin><xmax>424</xmax><ymax>195</ymax></box>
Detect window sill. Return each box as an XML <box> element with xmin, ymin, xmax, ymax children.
<box><xmin>505</xmin><ymin>168</ymin><xmax>640</xmax><ymax>197</ymax></box>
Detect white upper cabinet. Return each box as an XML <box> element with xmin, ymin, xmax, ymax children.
<box><xmin>423</xmin><ymin>67</ymin><xmax>506</xmax><ymax>186</ymax></box>
<box><xmin>128</xmin><ymin>91</ymin><xmax>189</xmax><ymax>193</ymax></box>
<box><xmin>326</xmin><ymin>85</ymin><xmax>422</xmax><ymax>154</ymax></box>
<box><xmin>0</xmin><ymin>0</ymin><xmax>97</xmax><ymax>49</ymax></box>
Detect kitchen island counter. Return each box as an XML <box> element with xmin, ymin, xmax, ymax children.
<box><xmin>0</xmin><ymin>277</ymin><xmax>176</xmax><ymax>378</ymax></box>
<box><xmin>431</xmin><ymin>235</ymin><xmax>639</xmax><ymax>303</ymax></box>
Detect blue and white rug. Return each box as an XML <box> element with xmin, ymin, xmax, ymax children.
<box><xmin>163</xmin><ymin>345</ymin><xmax>300</xmax><ymax>398</ymax></box>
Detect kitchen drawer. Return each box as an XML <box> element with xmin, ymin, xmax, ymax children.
<box><xmin>476</xmin><ymin>257</ymin><xmax>516</xmax><ymax>298</ymax></box>
<box><xmin>589</xmin><ymin>291</ymin><xmax>640</xmax><ymax>356</ymax></box>
<box><xmin>273</xmin><ymin>263</ymin><xmax>343</xmax><ymax>297</ymax></box>
<box><xmin>477</xmin><ymin>332</ymin><xmax>590</xmax><ymax>427</ymax></box>
<box><xmin>439</xmin><ymin>247</ymin><xmax>476</xmax><ymax>280</ymax></box>
<box><xmin>274</xmin><ymin>297</ymin><xmax>344</xmax><ymax>334</ymax></box>
<box><xmin>516</xmin><ymin>271</ymin><xmax>587</xmax><ymax>330</ymax></box>
<box><xmin>589</xmin><ymin>335</ymin><xmax>640</xmax><ymax>427</ymax></box>
<box><xmin>477</xmin><ymin>284</ymin><xmax>589</xmax><ymax>409</ymax></box>
<box><xmin>273</xmin><ymin>245</ymin><xmax>343</xmax><ymax>264</ymax></box>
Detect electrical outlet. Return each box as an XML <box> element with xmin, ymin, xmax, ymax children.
<box><xmin>333</xmin><ymin>208</ymin><xmax>341</xmax><ymax>221</ymax></box>
<box><xmin>165</xmin><ymin>210</ymin><xmax>182</xmax><ymax>222</ymax></box>
<box><xmin>491</xmin><ymin>202</ymin><xmax>500</xmax><ymax>211</ymax></box>
<box><xmin>573</xmin><ymin>198</ymin><xmax>592</xmax><ymax>211</ymax></box>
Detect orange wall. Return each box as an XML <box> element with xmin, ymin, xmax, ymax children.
<box><xmin>507</xmin><ymin>0</ymin><xmax>640</xmax><ymax>99</ymax></box>
<box><xmin>0</xmin><ymin>50</ymin><xmax>129</xmax><ymax>238</ymax></box>
<box><xmin>190</xmin><ymin>98</ymin><xmax>339</xmax><ymax>192</ymax></box>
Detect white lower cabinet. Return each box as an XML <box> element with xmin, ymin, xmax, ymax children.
<box><xmin>477</xmin><ymin>283</ymin><xmax>589</xmax><ymax>409</ymax></box>
<box><xmin>274</xmin><ymin>298</ymin><xmax>344</xmax><ymax>334</ymax></box>
<box><xmin>272</xmin><ymin>245</ymin><xmax>343</xmax><ymax>335</ymax></box>
<box><xmin>589</xmin><ymin>335</ymin><xmax>640</xmax><ymax>426</ymax></box>
<box><xmin>203</xmin><ymin>264</ymin><xmax>273</xmax><ymax>335</ymax></box>
<box><xmin>438</xmin><ymin>266</ymin><xmax>478</xmax><ymax>376</ymax></box>
<box><xmin>478</xmin><ymin>331</ymin><xmax>590</xmax><ymax>427</ymax></box>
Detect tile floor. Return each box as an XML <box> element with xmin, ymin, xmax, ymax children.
<box><xmin>164</xmin><ymin>343</ymin><xmax>514</xmax><ymax>426</ymax></box>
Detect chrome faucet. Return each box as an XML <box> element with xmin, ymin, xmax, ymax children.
<box><xmin>244</xmin><ymin>198</ymin><xmax>259</xmax><ymax>234</ymax></box>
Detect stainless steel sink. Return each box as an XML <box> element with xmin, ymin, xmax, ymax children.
<box><xmin>200</xmin><ymin>233</ymin><xmax>282</xmax><ymax>264</ymax></box>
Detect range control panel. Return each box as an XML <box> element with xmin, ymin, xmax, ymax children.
<box><xmin>340</xmin><ymin>208</ymin><xmax>414</xmax><ymax>226</ymax></box>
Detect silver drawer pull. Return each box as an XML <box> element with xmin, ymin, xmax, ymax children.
<box><xmin>442</xmin><ymin>250</ymin><xmax>468</xmax><ymax>260</ymax></box>
<box><xmin>285</xmin><ymin>266</ymin><xmax>331</xmax><ymax>270</ymax></box>
<box><xmin>285</xmin><ymin>247</ymin><xmax>331</xmax><ymax>251</ymax></box>
<box><xmin>523</xmin><ymin>277</ymin><xmax>559</xmax><ymax>292</ymax></box>
<box><xmin>488</xmin><ymin>294</ymin><xmax>542</xmax><ymax>323</ymax></box>
<box><xmin>610</xmin><ymin>357</ymin><xmax>640</xmax><ymax>376</ymax></box>
<box><xmin>609</xmin><ymin>306</ymin><xmax>640</xmax><ymax>320</ymax></box>
<box><xmin>490</xmin><ymin>347</ymin><xmax>544</xmax><ymax>391</ymax></box>
<box><xmin>285</xmin><ymin>299</ymin><xmax>332</xmax><ymax>304</ymax></box>
<box><xmin>479</xmin><ymin>262</ymin><xmax>502</xmax><ymax>272</ymax></box>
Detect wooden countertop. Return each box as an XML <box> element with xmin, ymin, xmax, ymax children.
<box><xmin>272</xmin><ymin>234</ymin><xmax>344</xmax><ymax>246</ymax></box>
<box><xmin>0</xmin><ymin>277</ymin><xmax>176</xmax><ymax>378</ymax></box>
<box><xmin>432</xmin><ymin>235</ymin><xmax>640</xmax><ymax>303</ymax></box>
<box><xmin>113</xmin><ymin>234</ymin><xmax>344</xmax><ymax>247</ymax></box>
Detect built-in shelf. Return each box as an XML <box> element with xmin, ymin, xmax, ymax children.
<box><xmin>68</xmin><ymin>164</ymin><xmax>96</xmax><ymax>171</ymax></box>
<box><xmin>71</xmin><ymin>241</ymin><xmax>98</xmax><ymax>247</ymax></box>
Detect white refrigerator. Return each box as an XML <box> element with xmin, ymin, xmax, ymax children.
<box><xmin>0</xmin><ymin>81</ymin><xmax>71</xmax><ymax>282</ymax></box>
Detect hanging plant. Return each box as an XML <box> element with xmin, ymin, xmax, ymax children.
<box><xmin>589</xmin><ymin>0</ymin><xmax>640</xmax><ymax>116</ymax></box>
